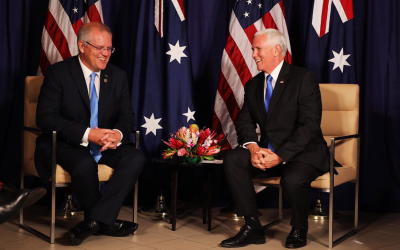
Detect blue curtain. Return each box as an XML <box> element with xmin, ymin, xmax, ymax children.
<box><xmin>1</xmin><ymin>0</ymin><xmax>399</xmax><ymax>211</ymax></box>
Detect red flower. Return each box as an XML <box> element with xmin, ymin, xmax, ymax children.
<box><xmin>214</xmin><ymin>134</ymin><xmax>225</xmax><ymax>143</ymax></box>
<box><xmin>163</xmin><ymin>138</ymin><xmax>184</xmax><ymax>149</ymax></box>
<box><xmin>197</xmin><ymin>146</ymin><xmax>206</xmax><ymax>156</ymax></box>
<box><xmin>199</xmin><ymin>129</ymin><xmax>210</xmax><ymax>144</ymax></box>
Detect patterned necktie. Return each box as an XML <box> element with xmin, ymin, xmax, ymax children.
<box><xmin>265</xmin><ymin>75</ymin><xmax>274</xmax><ymax>152</ymax></box>
<box><xmin>89</xmin><ymin>72</ymin><xmax>102</xmax><ymax>162</ymax></box>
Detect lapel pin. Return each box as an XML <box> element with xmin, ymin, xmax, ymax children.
<box><xmin>280</xmin><ymin>80</ymin><xmax>284</xmax><ymax>84</ymax></box>
<box><xmin>104</xmin><ymin>78</ymin><xmax>108</xmax><ymax>83</ymax></box>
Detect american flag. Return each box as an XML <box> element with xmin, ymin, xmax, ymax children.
<box><xmin>38</xmin><ymin>0</ymin><xmax>104</xmax><ymax>76</ymax></box>
<box><xmin>212</xmin><ymin>0</ymin><xmax>292</xmax><ymax>150</ymax></box>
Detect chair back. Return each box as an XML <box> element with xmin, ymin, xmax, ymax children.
<box><xmin>23</xmin><ymin>76</ymin><xmax>44</xmax><ymax>177</ymax></box>
<box><xmin>23</xmin><ymin>76</ymin><xmax>115</xmax><ymax>183</ymax></box>
<box><xmin>320</xmin><ymin>84</ymin><xmax>359</xmax><ymax>169</ymax></box>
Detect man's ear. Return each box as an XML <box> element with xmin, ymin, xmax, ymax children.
<box><xmin>78</xmin><ymin>41</ymin><xmax>85</xmax><ymax>53</ymax></box>
<box><xmin>275</xmin><ymin>44</ymin><xmax>282</xmax><ymax>57</ymax></box>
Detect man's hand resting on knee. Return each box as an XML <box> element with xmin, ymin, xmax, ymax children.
<box><xmin>256</xmin><ymin>149</ymin><xmax>282</xmax><ymax>169</ymax></box>
<box><xmin>246</xmin><ymin>144</ymin><xmax>283</xmax><ymax>170</ymax></box>
<box><xmin>88</xmin><ymin>127</ymin><xmax>121</xmax><ymax>151</ymax></box>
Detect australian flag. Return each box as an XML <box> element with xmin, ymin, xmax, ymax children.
<box><xmin>131</xmin><ymin>0</ymin><xmax>195</xmax><ymax>158</ymax></box>
<box><xmin>304</xmin><ymin>0</ymin><xmax>356</xmax><ymax>83</ymax></box>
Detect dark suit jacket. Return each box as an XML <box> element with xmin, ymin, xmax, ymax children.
<box><xmin>34</xmin><ymin>56</ymin><xmax>135</xmax><ymax>182</ymax></box>
<box><xmin>236</xmin><ymin>61</ymin><xmax>329</xmax><ymax>172</ymax></box>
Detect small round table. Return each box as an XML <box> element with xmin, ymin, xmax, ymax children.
<box><xmin>153</xmin><ymin>159</ymin><xmax>223</xmax><ymax>231</ymax></box>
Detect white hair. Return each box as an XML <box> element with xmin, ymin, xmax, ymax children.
<box><xmin>254</xmin><ymin>29</ymin><xmax>287</xmax><ymax>57</ymax></box>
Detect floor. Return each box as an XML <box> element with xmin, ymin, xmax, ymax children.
<box><xmin>1</xmin><ymin>205</ymin><xmax>400</xmax><ymax>250</ymax></box>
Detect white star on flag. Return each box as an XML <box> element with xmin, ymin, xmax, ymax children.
<box><xmin>183</xmin><ymin>107</ymin><xmax>196</xmax><ymax>122</ymax></box>
<box><xmin>141</xmin><ymin>113</ymin><xmax>163</xmax><ymax>136</ymax></box>
<box><xmin>258</xmin><ymin>3</ymin><xmax>262</xmax><ymax>9</ymax></box>
<box><xmin>246</xmin><ymin>0</ymin><xmax>252</xmax><ymax>4</ymax></box>
<box><xmin>244</xmin><ymin>12</ymin><xmax>249</xmax><ymax>18</ymax></box>
<box><xmin>72</xmin><ymin>7</ymin><xmax>78</xmax><ymax>13</ymax></box>
<box><xmin>166</xmin><ymin>40</ymin><xmax>187</xmax><ymax>64</ymax></box>
<box><xmin>328</xmin><ymin>48</ymin><xmax>351</xmax><ymax>73</ymax></box>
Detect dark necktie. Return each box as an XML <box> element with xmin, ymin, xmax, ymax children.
<box><xmin>89</xmin><ymin>72</ymin><xmax>102</xmax><ymax>162</ymax></box>
<box><xmin>265</xmin><ymin>75</ymin><xmax>274</xmax><ymax>152</ymax></box>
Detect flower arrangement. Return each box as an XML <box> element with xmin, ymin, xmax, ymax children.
<box><xmin>162</xmin><ymin>124</ymin><xmax>225</xmax><ymax>163</ymax></box>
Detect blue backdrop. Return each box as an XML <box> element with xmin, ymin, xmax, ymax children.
<box><xmin>1</xmin><ymin>0</ymin><xmax>399</xmax><ymax>212</ymax></box>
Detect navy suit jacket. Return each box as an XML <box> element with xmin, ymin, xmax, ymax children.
<box><xmin>236</xmin><ymin>61</ymin><xmax>330</xmax><ymax>172</ymax></box>
<box><xmin>34</xmin><ymin>56</ymin><xmax>135</xmax><ymax>182</ymax></box>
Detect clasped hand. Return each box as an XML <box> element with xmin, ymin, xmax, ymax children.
<box><xmin>88</xmin><ymin>127</ymin><xmax>121</xmax><ymax>152</ymax></box>
<box><xmin>246</xmin><ymin>144</ymin><xmax>282</xmax><ymax>170</ymax></box>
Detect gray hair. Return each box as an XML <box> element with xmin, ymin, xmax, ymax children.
<box><xmin>254</xmin><ymin>29</ymin><xmax>287</xmax><ymax>57</ymax></box>
<box><xmin>77</xmin><ymin>22</ymin><xmax>112</xmax><ymax>45</ymax></box>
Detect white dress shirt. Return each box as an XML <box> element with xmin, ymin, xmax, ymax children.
<box><xmin>78</xmin><ymin>56</ymin><xmax>122</xmax><ymax>147</ymax></box>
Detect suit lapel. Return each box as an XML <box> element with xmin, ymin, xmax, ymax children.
<box><xmin>70</xmin><ymin>56</ymin><xmax>90</xmax><ymax>111</ymax></box>
<box><xmin>267</xmin><ymin>61</ymin><xmax>290</xmax><ymax>123</ymax></box>
<box><xmin>255</xmin><ymin>73</ymin><xmax>268</xmax><ymax>124</ymax></box>
<box><xmin>98</xmin><ymin>67</ymin><xmax>111</xmax><ymax>127</ymax></box>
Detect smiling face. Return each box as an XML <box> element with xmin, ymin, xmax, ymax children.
<box><xmin>78</xmin><ymin>28</ymin><xmax>112</xmax><ymax>72</ymax></box>
<box><xmin>252</xmin><ymin>33</ymin><xmax>282</xmax><ymax>74</ymax></box>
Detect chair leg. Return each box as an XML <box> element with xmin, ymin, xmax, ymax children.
<box><xmin>18</xmin><ymin>184</ymin><xmax>56</xmax><ymax>243</ymax></box>
<box><xmin>133</xmin><ymin>180</ymin><xmax>138</xmax><ymax>234</ymax></box>
<box><xmin>279</xmin><ymin>186</ymin><xmax>282</xmax><ymax>220</ymax></box>
<box><xmin>50</xmin><ymin>182</ymin><xmax>56</xmax><ymax>243</ymax></box>
<box><xmin>329</xmin><ymin>188</ymin><xmax>334</xmax><ymax>249</ymax></box>
<box><xmin>263</xmin><ymin>185</ymin><xmax>282</xmax><ymax>229</ymax></box>
<box><xmin>354</xmin><ymin>179</ymin><xmax>359</xmax><ymax>230</ymax></box>
<box><xmin>19</xmin><ymin>171</ymin><xmax>24</xmax><ymax>225</ymax></box>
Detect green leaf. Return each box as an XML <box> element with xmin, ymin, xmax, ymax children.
<box><xmin>204</xmin><ymin>156</ymin><xmax>214</xmax><ymax>161</ymax></box>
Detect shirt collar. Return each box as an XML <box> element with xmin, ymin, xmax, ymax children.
<box><xmin>264</xmin><ymin>59</ymin><xmax>284</xmax><ymax>81</ymax></box>
<box><xmin>78</xmin><ymin>55</ymin><xmax>101</xmax><ymax>80</ymax></box>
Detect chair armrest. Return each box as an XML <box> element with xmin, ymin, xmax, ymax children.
<box><xmin>332</xmin><ymin>134</ymin><xmax>360</xmax><ymax>142</ymax></box>
<box><xmin>329</xmin><ymin>133</ymin><xmax>360</xmax><ymax>188</ymax></box>
<box><xmin>22</xmin><ymin>126</ymin><xmax>42</xmax><ymax>133</ymax></box>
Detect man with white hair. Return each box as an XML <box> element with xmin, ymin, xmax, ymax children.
<box><xmin>220</xmin><ymin>29</ymin><xmax>329</xmax><ymax>248</ymax></box>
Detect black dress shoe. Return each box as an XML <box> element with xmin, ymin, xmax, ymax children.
<box><xmin>0</xmin><ymin>184</ymin><xmax>29</xmax><ymax>225</ymax></box>
<box><xmin>220</xmin><ymin>224</ymin><xmax>265</xmax><ymax>248</ymax></box>
<box><xmin>69</xmin><ymin>218</ymin><xmax>100</xmax><ymax>245</ymax></box>
<box><xmin>285</xmin><ymin>226</ymin><xmax>308</xmax><ymax>249</ymax></box>
<box><xmin>97</xmin><ymin>219</ymin><xmax>138</xmax><ymax>237</ymax></box>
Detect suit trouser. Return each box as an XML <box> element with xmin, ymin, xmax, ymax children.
<box><xmin>224</xmin><ymin>147</ymin><xmax>323</xmax><ymax>229</ymax></box>
<box><xmin>57</xmin><ymin>143</ymin><xmax>145</xmax><ymax>225</ymax></box>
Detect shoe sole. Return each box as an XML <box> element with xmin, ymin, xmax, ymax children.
<box><xmin>98</xmin><ymin>223</ymin><xmax>139</xmax><ymax>237</ymax></box>
<box><xmin>69</xmin><ymin>230</ymin><xmax>80</xmax><ymax>246</ymax></box>
<box><xmin>285</xmin><ymin>243</ymin><xmax>307</xmax><ymax>249</ymax></box>
<box><xmin>220</xmin><ymin>238</ymin><xmax>266</xmax><ymax>248</ymax></box>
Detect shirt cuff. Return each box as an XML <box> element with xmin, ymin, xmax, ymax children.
<box><xmin>242</xmin><ymin>142</ymin><xmax>257</xmax><ymax>149</ymax></box>
<box><xmin>113</xmin><ymin>129</ymin><xmax>123</xmax><ymax>147</ymax></box>
<box><xmin>80</xmin><ymin>128</ymin><xmax>91</xmax><ymax>147</ymax></box>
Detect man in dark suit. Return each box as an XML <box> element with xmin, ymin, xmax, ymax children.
<box><xmin>220</xmin><ymin>29</ymin><xmax>329</xmax><ymax>249</ymax></box>
<box><xmin>35</xmin><ymin>22</ymin><xmax>144</xmax><ymax>245</ymax></box>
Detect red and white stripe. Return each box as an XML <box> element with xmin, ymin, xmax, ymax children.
<box><xmin>212</xmin><ymin>1</ymin><xmax>292</xmax><ymax>149</ymax></box>
<box><xmin>155</xmin><ymin>0</ymin><xmax>164</xmax><ymax>37</ymax></box>
<box><xmin>155</xmin><ymin>0</ymin><xmax>186</xmax><ymax>38</ymax></box>
<box><xmin>171</xmin><ymin>0</ymin><xmax>185</xmax><ymax>21</ymax></box>
<box><xmin>38</xmin><ymin>0</ymin><xmax>104</xmax><ymax>76</ymax></box>
<box><xmin>312</xmin><ymin>0</ymin><xmax>353</xmax><ymax>37</ymax></box>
